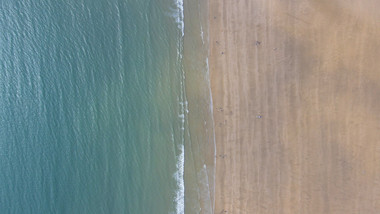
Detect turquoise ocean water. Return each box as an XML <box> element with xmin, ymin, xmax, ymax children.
<box><xmin>0</xmin><ymin>0</ymin><xmax>214</xmax><ymax>213</ymax></box>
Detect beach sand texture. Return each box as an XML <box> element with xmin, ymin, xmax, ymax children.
<box><xmin>209</xmin><ymin>0</ymin><xmax>380</xmax><ymax>213</ymax></box>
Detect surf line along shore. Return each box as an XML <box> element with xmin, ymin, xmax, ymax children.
<box><xmin>209</xmin><ymin>0</ymin><xmax>380</xmax><ymax>213</ymax></box>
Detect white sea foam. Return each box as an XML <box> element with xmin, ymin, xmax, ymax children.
<box><xmin>173</xmin><ymin>144</ymin><xmax>185</xmax><ymax>214</ymax></box>
<box><xmin>176</xmin><ymin>0</ymin><xmax>184</xmax><ymax>37</ymax></box>
<box><xmin>173</xmin><ymin>0</ymin><xmax>186</xmax><ymax>213</ymax></box>
<box><xmin>197</xmin><ymin>164</ymin><xmax>213</xmax><ymax>213</ymax></box>
<box><xmin>205</xmin><ymin>56</ymin><xmax>217</xmax><ymax>212</ymax></box>
<box><xmin>200</xmin><ymin>25</ymin><xmax>204</xmax><ymax>44</ymax></box>
<box><xmin>168</xmin><ymin>0</ymin><xmax>184</xmax><ymax>38</ymax></box>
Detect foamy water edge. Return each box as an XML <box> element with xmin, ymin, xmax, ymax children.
<box><xmin>174</xmin><ymin>0</ymin><xmax>185</xmax><ymax>213</ymax></box>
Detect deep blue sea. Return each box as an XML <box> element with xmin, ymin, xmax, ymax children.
<box><xmin>0</xmin><ymin>0</ymin><xmax>215</xmax><ymax>213</ymax></box>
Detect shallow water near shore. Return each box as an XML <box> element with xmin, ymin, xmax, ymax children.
<box><xmin>0</xmin><ymin>0</ymin><xmax>214</xmax><ymax>213</ymax></box>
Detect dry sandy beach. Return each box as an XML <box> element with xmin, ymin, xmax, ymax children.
<box><xmin>209</xmin><ymin>0</ymin><xmax>380</xmax><ymax>213</ymax></box>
